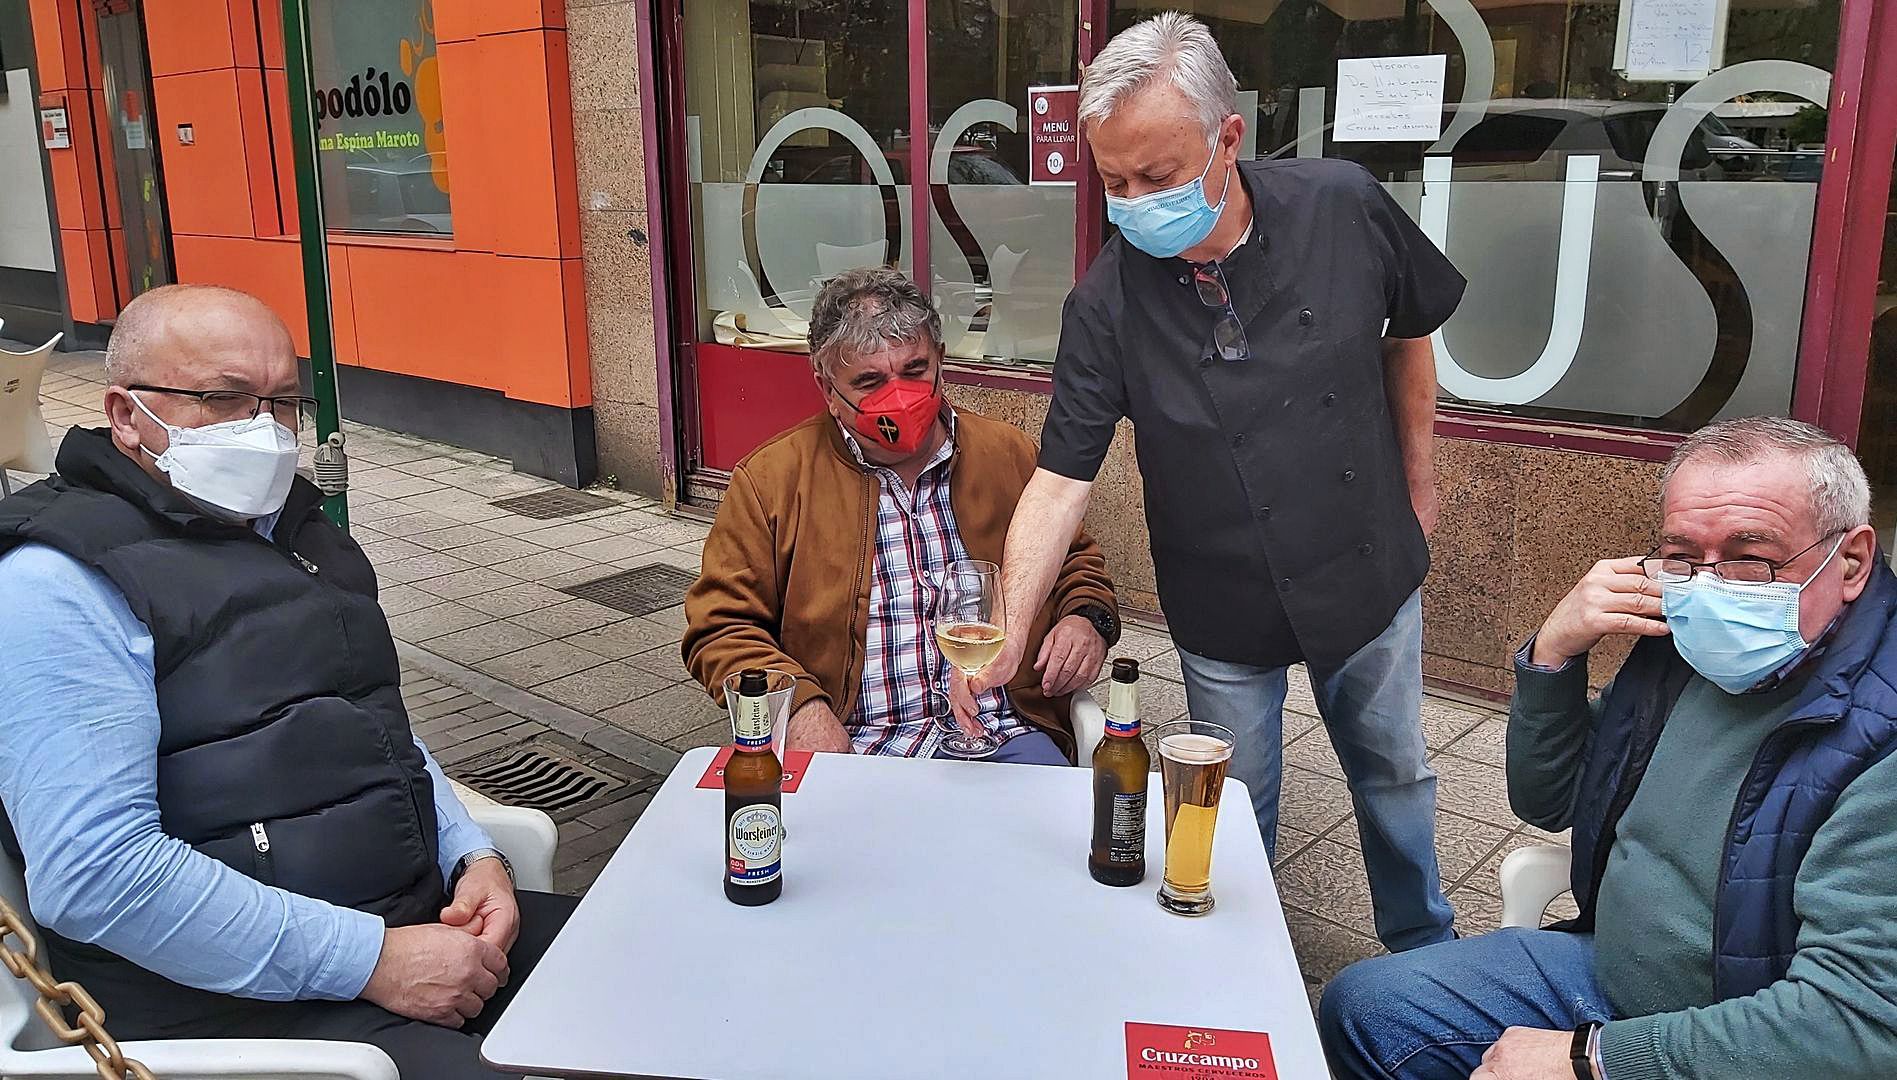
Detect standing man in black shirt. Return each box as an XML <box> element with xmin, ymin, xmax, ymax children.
<box><xmin>972</xmin><ymin>13</ymin><xmax>1465</xmax><ymax>951</ymax></box>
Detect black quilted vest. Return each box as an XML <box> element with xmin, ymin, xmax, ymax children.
<box><xmin>0</xmin><ymin>428</ymin><xmax>441</xmax><ymax>1030</ymax></box>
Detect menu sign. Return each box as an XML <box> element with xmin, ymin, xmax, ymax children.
<box><xmin>1028</xmin><ymin>84</ymin><xmax>1080</xmax><ymax>186</ymax></box>
<box><xmin>1126</xmin><ymin>1023</ymin><xmax>1277</xmax><ymax>1080</ymax></box>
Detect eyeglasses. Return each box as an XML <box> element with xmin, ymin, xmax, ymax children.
<box><xmin>1641</xmin><ymin>530</ymin><xmax>1845</xmax><ymax>586</ymax></box>
<box><xmin>1191</xmin><ymin>260</ymin><xmax>1251</xmax><ymax>363</ymax></box>
<box><xmin>129</xmin><ymin>385</ymin><xmax>321</xmax><ymax>432</ymax></box>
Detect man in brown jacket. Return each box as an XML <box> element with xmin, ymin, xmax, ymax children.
<box><xmin>684</xmin><ymin>267</ymin><xmax>1119</xmax><ymax>763</ymax></box>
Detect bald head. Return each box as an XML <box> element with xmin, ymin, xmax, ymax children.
<box><xmin>103</xmin><ymin>285</ymin><xmax>295</xmax><ymax>390</ymax></box>
<box><xmin>100</xmin><ymin>285</ymin><xmax>301</xmax><ymax>480</ymax></box>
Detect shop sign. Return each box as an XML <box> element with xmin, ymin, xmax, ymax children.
<box><xmin>1028</xmin><ymin>84</ymin><xmax>1080</xmax><ymax>185</ymax></box>
<box><xmin>40</xmin><ymin>107</ymin><xmax>69</xmax><ymax>149</ymax></box>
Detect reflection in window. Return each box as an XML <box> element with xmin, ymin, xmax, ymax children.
<box><xmin>1110</xmin><ymin>0</ymin><xmax>1842</xmax><ymax>434</ymax></box>
<box><xmin>310</xmin><ymin>0</ymin><xmax>450</xmax><ymax>235</ymax></box>
<box><xmin>928</xmin><ymin>0</ymin><xmax>1078</xmax><ymax>366</ymax></box>
<box><xmin>684</xmin><ymin>0</ymin><xmax>911</xmax><ymax>353</ymax></box>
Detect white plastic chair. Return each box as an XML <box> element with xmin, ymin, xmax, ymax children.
<box><xmin>0</xmin><ymin>790</ymin><xmax>558</xmax><ymax>1078</ymax></box>
<box><xmin>1499</xmin><ymin>843</ymin><xmax>1573</xmax><ymax>929</ymax></box>
<box><xmin>1071</xmin><ymin>688</ymin><xmax>1108</xmax><ymax>767</ymax></box>
<box><xmin>0</xmin><ymin>332</ymin><xmax>61</xmax><ymax>499</ymax></box>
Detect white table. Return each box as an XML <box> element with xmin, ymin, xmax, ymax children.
<box><xmin>483</xmin><ymin>746</ymin><xmax>1324</xmax><ymax>1079</ymax></box>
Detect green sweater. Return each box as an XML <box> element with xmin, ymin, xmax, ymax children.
<box><xmin>1509</xmin><ymin>653</ymin><xmax>1897</xmax><ymax>1080</ymax></box>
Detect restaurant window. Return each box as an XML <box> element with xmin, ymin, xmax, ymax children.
<box><xmin>309</xmin><ymin>0</ymin><xmax>451</xmax><ymax>236</ymax></box>
<box><xmin>1110</xmin><ymin>0</ymin><xmax>1846</xmax><ymax>434</ymax></box>
<box><xmin>681</xmin><ymin>0</ymin><xmax>1079</xmax><ymax>367</ymax></box>
<box><xmin>927</xmin><ymin>2</ymin><xmax>1078</xmax><ymax>365</ymax></box>
<box><xmin>683</xmin><ymin>0</ymin><xmax>912</xmax><ymax>354</ymax></box>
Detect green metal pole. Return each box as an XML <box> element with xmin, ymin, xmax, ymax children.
<box><xmin>280</xmin><ymin>0</ymin><xmax>347</xmax><ymax>529</ymax></box>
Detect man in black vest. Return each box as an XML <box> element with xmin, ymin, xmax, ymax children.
<box><xmin>977</xmin><ymin>12</ymin><xmax>1463</xmax><ymax>951</ymax></box>
<box><xmin>0</xmin><ymin>285</ymin><xmax>576</xmax><ymax>1078</ymax></box>
<box><xmin>1320</xmin><ymin>418</ymin><xmax>1897</xmax><ymax>1080</ymax></box>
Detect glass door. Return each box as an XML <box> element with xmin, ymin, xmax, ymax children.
<box><xmin>97</xmin><ymin>0</ymin><xmax>171</xmax><ymax>299</ymax></box>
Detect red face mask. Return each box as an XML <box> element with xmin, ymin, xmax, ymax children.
<box><xmin>836</xmin><ymin>375</ymin><xmax>942</xmax><ymax>456</ymax></box>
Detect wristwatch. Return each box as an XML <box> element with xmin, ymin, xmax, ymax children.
<box><xmin>451</xmin><ymin>847</ymin><xmax>514</xmax><ymax>889</ymax></box>
<box><xmin>1571</xmin><ymin>1021</ymin><xmax>1603</xmax><ymax>1080</ymax></box>
<box><xmin>1073</xmin><ymin>603</ymin><xmax>1121</xmax><ymax>648</ymax></box>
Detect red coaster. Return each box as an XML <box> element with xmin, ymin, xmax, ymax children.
<box><xmin>696</xmin><ymin>746</ymin><xmax>812</xmax><ymax>793</ymax></box>
<box><xmin>1125</xmin><ymin>1023</ymin><xmax>1277</xmax><ymax>1079</ymax></box>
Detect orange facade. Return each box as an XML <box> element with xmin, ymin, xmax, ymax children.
<box><xmin>28</xmin><ymin>0</ymin><xmax>591</xmax><ymax>412</ymax></box>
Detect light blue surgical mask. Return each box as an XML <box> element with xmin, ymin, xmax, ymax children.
<box><xmin>1105</xmin><ymin>140</ymin><xmax>1231</xmax><ymax>259</ymax></box>
<box><xmin>1660</xmin><ymin>534</ymin><xmax>1845</xmax><ymax>694</ymax></box>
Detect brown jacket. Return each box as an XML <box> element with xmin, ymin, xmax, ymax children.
<box><xmin>683</xmin><ymin>409</ymin><xmax>1118</xmax><ymax>759</ymax></box>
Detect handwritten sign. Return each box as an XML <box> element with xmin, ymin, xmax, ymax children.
<box><xmin>1334</xmin><ymin>56</ymin><xmax>1446</xmax><ymax>143</ymax></box>
<box><xmin>1619</xmin><ymin>0</ymin><xmax>1724</xmax><ymax>81</ymax></box>
<box><xmin>1028</xmin><ymin>84</ymin><xmax>1080</xmax><ymax>185</ymax></box>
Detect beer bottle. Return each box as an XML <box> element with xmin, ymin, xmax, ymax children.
<box><xmin>724</xmin><ymin>669</ymin><xmax>783</xmax><ymax>905</ymax></box>
<box><xmin>1089</xmin><ymin>658</ymin><xmax>1151</xmax><ymax>886</ymax></box>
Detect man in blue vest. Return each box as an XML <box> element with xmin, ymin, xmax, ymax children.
<box><xmin>0</xmin><ymin>285</ymin><xmax>574</xmax><ymax>1077</ymax></box>
<box><xmin>1320</xmin><ymin>416</ymin><xmax>1897</xmax><ymax>1080</ymax></box>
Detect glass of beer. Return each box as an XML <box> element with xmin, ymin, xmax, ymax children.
<box><xmin>932</xmin><ymin>559</ymin><xmax>1006</xmax><ymax>758</ymax></box>
<box><xmin>1156</xmin><ymin>719</ymin><xmax>1236</xmax><ymax>917</ymax></box>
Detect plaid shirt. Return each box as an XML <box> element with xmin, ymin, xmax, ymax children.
<box><xmin>841</xmin><ymin>410</ymin><xmax>1034</xmax><ymax>757</ymax></box>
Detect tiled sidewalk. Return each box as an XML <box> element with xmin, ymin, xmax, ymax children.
<box><xmin>10</xmin><ymin>346</ymin><xmax>1562</xmax><ymax>1002</ymax></box>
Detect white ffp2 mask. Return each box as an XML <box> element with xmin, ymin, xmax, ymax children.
<box><xmin>131</xmin><ymin>393</ymin><xmax>300</xmax><ymax>521</ymax></box>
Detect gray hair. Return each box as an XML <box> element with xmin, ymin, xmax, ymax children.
<box><xmin>806</xmin><ymin>266</ymin><xmax>943</xmax><ymax>374</ymax></box>
<box><xmin>1661</xmin><ymin>416</ymin><xmax>1872</xmax><ymax>535</ymax></box>
<box><xmin>103</xmin><ymin>283</ymin><xmax>272</xmax><ymax>386</ymax></box>
<box><xmin>1077</xmin><ymin>12</ymin><xmax>1238</xmax><ymax>139</ymax></box>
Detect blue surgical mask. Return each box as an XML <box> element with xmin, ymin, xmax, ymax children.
<box><xmin>1105</xmin><ymin>140</ymin><xmax>1230</xmax><ymax>259</ymax></box>
<box><xmin>1660</xmin><ymin>535</ymin><xmax>1845</xmax><ymax>693</ymax></box>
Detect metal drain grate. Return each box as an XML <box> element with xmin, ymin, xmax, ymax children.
<box><xmin>560</xmin><ymin>564</ymin><xmax>699</xmax><ymax>618</ymax></box>
<box><xmin>490</xmin><ymin>489</ymin><xmax>619</xmax><ymax>520</ymax></box>
<box><xmin>454</xmin><ymin>745</ymin><xmax>625</xmax><ymax>815</ymax></box>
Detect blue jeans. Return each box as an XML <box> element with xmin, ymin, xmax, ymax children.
<box><xmin>1176</xmin><ymin>589</ymin><xmax>1453</xmax><ymax>950</ymax></box>
<box><xmin>1319</xmin><ymin>928</ymin><xmax>1611</xmax><ymax>1079</ymax></box>
<box><xmin>932</xmin><ymin>729</ymin><xmax>1067</xmax><ymax>765</ymax></box>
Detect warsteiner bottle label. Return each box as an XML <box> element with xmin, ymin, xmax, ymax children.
<box><xmin>727</xmin><ymin>803</ymin><xmax>782</xmax><ymax>885</ymax></box>
<box><xmin>733</xmin><ymin>694</ymin><xmax>773</xmax><ymax>749</ymax></box>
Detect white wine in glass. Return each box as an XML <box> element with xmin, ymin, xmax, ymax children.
<box><xmin>933</xmin><ymin>559</ymin><xmax>1006</xmax><ymax>758</ymax></box>
<box><xmin>934</xmin><ymin>620</ymin><xmax>1006</xmax><ymax>673</ymax></box>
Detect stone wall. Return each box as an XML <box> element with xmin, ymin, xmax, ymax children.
<box><xmin>566</xmin><ymin>1</ymin><xmax>666</xmax><ymax>498</ymax></box>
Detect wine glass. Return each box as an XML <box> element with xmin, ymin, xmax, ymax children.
<box><xmin>932</xmin><ymin>559</ymin><xmax>1006</xmax><ymax>759</ymax></box>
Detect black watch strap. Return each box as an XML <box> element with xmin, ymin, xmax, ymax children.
<box><xmin>1073</xmin><ymin>603</ymin><xmax>1120</xmax><ymax>648</ymax></box>
<box><xmin>1570</xmin><ymin>1022</ymin><xmax>1601</xmax><ymax>1080</ymax></box>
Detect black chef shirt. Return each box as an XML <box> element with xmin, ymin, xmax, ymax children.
<box><xmin>1039</xmin><ymin>158</ymin><xmax>1465</xmax><ymax>668</ymax></box>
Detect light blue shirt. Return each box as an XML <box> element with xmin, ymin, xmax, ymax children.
<box><xmin>0</xmin><ymin>521</ymin><xmax>493</xmax><ymax>1002</ymax></box>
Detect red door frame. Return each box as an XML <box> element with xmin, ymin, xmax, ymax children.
<box><xmin>1793</xmin><ymin>0</ymin><xmax>1897</xmax><ymax>446</ymax></box>
<box><xmin>641</xmin><ymin>0</ymin><xmax>1897</xmax><ymax>492</ymax></box>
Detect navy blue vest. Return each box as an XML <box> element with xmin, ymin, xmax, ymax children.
<box><xmin>1565</xmin><ymin>558</ymin><xmax>1897</xmax><ymax>999</ymax></box>
<box><xmin>0</xmin><ymin>428</ymin><xmax>442</xmax><ymax>1032</ymax></box>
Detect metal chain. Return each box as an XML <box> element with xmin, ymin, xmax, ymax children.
<box><xmin>0</xmin><ymin>896</ymin><xmax>155</xmax><ymax>1080</ymax></box>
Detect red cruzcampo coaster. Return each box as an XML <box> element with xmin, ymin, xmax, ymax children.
<box><xmin>1125</xmin><ymin>1023</ymin><xmax>1277</xmax><ymax>1079</ymax></box>
<box><xmin>696</xmin><ymin>747</ymin><xmax>812</xmax><ymax>793</ymax></box>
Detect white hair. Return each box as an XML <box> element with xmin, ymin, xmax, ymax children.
<box><xmin>1661</xmin><ymin>416</ymin><xmax>1872</xmax><ymax>535</ymax></box>
<box><xmin>1077</xmin><ymin>12</ymin><xmax>1238</xmax><ymax>140</ymax></box>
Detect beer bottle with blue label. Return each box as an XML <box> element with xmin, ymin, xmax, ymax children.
<box><xmin>725</xmin><ymin>669</ymin><xmax>783</xmax><ymax>905</ymax></box>
<box><xmin>1089</xmin><ymin>658</ymin><xmax>1150</xmax><ymax>886</ymax></box>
